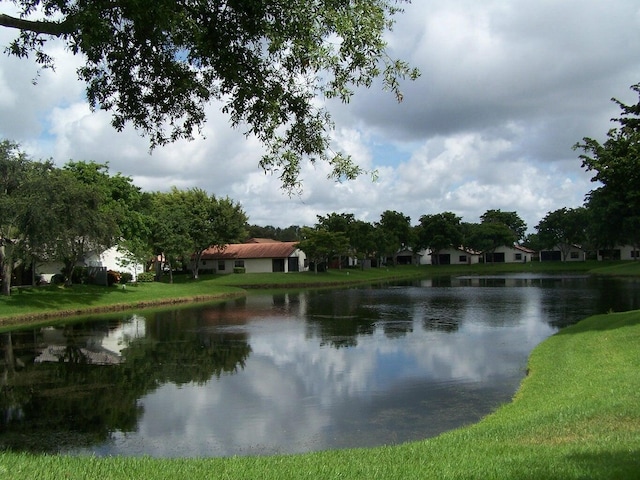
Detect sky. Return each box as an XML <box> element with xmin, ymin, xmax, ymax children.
<box><xmin>2</xmin><ymin>1</ymin><xmax>640</xmax><ymax>234</ymax></box>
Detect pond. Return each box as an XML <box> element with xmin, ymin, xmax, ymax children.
<box><xmin>2</xmin><ymin>274</ymin><xmax>640</xmax><ymax>457</ymax></box>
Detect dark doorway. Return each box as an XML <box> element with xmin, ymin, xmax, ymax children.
<box><xmin>288</xmin><ymin>257</ymin><xmax>299</xmax><ymax>272</ymax></box>
<box><xmin>485</xmin><ymin>252</ymin><xmax>505</xmax><ymax>263</ymax></box>
<box><xmin>540</xmin><ymin>251</ymin><xmax>562</xmax><ymax>261</ymax></box>
<box><xmin>437</xmin><ymin>254</ymin><xmax>451</xmax><ymax>265</ymax></box>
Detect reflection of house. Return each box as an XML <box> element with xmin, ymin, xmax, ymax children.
<box><xmin>539</xmin><ymin>245</ymin><xmax>586</xmax><ymax>262</ymax></box>
<box><xmin>430</xmin><ymin>247</ymin><xmax>481</xmax><ymax>265</ymax></box>
<box><xmin>597</xmin><ymin>245</ymin><xmax>640</xmax><ymax>261</ymax></box>
<box><xmin>35</xmin><ymin>345</ymin><xmax>123</xmax><ymax>365</ymax></box>
<box><xmin>199</xmin><ymin>239</ymin><xmax>307</xmax><ymax>274</ymax></box>
<box><xmin>483</xmin><ymin>245</ymin><xmax>535</xmax><ymax>263</ymax></box>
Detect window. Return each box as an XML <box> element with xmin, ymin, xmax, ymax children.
<box><xmin>459</xmin><ymin>255</ymin><xmax>467</xmax><ymax>263</ymax></box>
<box><xmin>515</xmin><ymin>253</ymin><xmax>522</xmax><ymax>261</ymax></box>
<box><xmin>570</xmin><ymin>252</ymin><xmax>580</xmax><ymax>259</ymax></box>
<box><xmin>217</xmin><ymin>261</ymin><xmax>225</xmax><ymax>271</ymax></box>
<box><xmin>632</xmin><ymin>250</ymin><xmax>640</xmax><ymax>259</ymax></box>
<box><xmin>234</xmin><ymin>260</ymin><xmax>245</xmax><ymax>268</ymax></box>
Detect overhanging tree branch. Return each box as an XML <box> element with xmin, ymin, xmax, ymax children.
<box><xmin>0</xmin><ymin>13</ymin><xmax>74</xmax><ymax>36</ymax></box>
<box><xmin>1</xmin><ymin>1</ymin><xmax>420</xmax><ymax>191</ymax></box>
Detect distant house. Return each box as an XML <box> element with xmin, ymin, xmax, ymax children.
<box><xmin>36</xmin><ymin>246</ymin><xmax>142</xmax><ymax>283</ymax></box>
<box><xmin>394</xmin><ymin>247</ymin><xmax>421</xmax><ymax>265</ymax></box>
<box><xmin>597</xmin><ymin>245</ymin><xmax>640</xmax><ymax>261</ymax></box>
<box><xmin>483</xmin><ymin>245</ymin><xmax>535</xmax><ymax>263</ymax></box>
<box><xmin>199</xmin><ymin>239</ymin><xmax>307</xmax><ymax>274</ymax></box>
<box><xmin>539</xmin><ymin>245</ymin><xmax>586</xmax><ymax>262</ymax></box>
<box><xmin>430</xmin><ymin>247</ymin><xmax>481</xmax><ymax>265</ymax></box>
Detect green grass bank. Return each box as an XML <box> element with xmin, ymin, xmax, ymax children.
<box><xmin>1</xmin><ymin>309</ymin><xmax>638</xmax><ymax>479</ymax></box>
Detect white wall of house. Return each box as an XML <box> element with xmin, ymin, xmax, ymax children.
<box><xmin>418</xmin><ymin>249</ymin><xmax>431</xmax><ymax>265</ymax></box>
<box><xmin>97</xmin><ymin>246</ymin><xmax>143</xmax><ymax>280</ymax></box>
<box><xmin>597</xmin><ymin>245</ymin><xmax>640</xmax><ymax>261</ymax></box>
<box><xmin>35</xmin><ymin>261</ymin><xmax>66</xmax><ymax>282</ymax></box>
<box><xmin>431</xmin><ymin>248</ymin><xmax>480</xmax><ymax>265</ymax></box>
<box><xmin>35</xmin><ymin>246</ymin><xmax>142</xmax><ymax>282</ymax></box>
<box><xmin>540</xmin><ymin>245</ymin><xmax>586</xmax><ymax>262</ymax></box>
<box><xmin>619</xmin><ymin>245</ymin><xmax>640</xmax><ymax>260</ymax></box>
<box><xmin>487</xmin><ymin>245</ymin><xmax>534</xmax><ymax>263</ymax></box>
<box><xmin>201</xmin><ymin>250</ymin><xmax>308</xmax><ymax>274</ymax></box>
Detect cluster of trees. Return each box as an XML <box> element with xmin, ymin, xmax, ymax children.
<box><xmin>295</xmin><ymin>209</ymin><xmax>528</xmax><ymax>270</ymax></box>
<box><xmin>265</xmin><ymin>84</ymin><xmax>640</xmax><ymax>267</ymax></box>
<box><xmin>0</xmin><ymin>141</ymin><xmax>247</xmax><ymax>295</ymax></box>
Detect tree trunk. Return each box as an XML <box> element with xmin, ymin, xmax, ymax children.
<box><xmin>0</xmin><ymin>244</ymin><xmax>13</xmax><ymax>296</ymax></box>
<box><xmin>63</xmin><ymin>260</ymin><xmax>74</xmax><ymax>286</ymax></box>
<box><xmin>167</xmin><ymin>259</ymin><xmax>174</xmax><ymax>284</ymax></box>
<box><xmin>191</xmin><ymin>251</ymin><xmax>202</xmax><ymax>279</ymax></box>
<box><xmin>3</xmin><ymin>333</ymin><xmax>15</xmax><ymax>374</ymax></box>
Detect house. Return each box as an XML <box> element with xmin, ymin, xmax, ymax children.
<box><xmin>199</xmin><ymin>239</ymin><xmax>307</xmax><ymax>274</ymax></box>
<box><xmin>430</xmin><ymin>247</ymin><xmax>481</xmax><ymax>265</ymax></box>
<box><xmin>36</xmin><ymin>245</ymin><xmax>143</xmax><ymax>283</ymax></box>
<box><xmin>394</xmin><ymin>247</ymin><xmax>422</xmax><ymax>265</ymax></box>
<box><xmin>539</xmin><ymin>245</ymin><xmax>586</xmax><ymax>262</ymax></box>
<box><xmin>483</xmin><ymin>244</ymin><xmax>535</xmax><ymax>263</ymax></box>
<box><xmin>597</xmin><ymin>245</ymin><xmax>640</xmax><ymax>261</ymax></box>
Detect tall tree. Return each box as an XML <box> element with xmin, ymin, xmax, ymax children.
<box><xmin>349</xmin><ymin>220</ymin><xmax>377</xmax><ymax>267</ymax></box>
<box><xmin>298</xmin><ymin>227</ymin><xmax>349</xmax><ymax>273</ymax></box>
<box><xmin>535</xmin><ymin>207</ymin><xmax>588</xmax><ymax>261</ymax></box>
<box><xmin>195</xmin><ymin>194</ymin><xmax>247</xmax><ymax>279</ymax></box>
<box><xmin>1</xmin><ymin>1</ymin><xmax>419</xmax><ymax>190</ymax></box>
<box><xmin>27</xmin><ymin>165</ymin><xmax>123</xmax><ymax>285</ymax></box>
<box><xmin>465</xmin><ymin>222</ymin><xmax>515</xmax><ymax>262</ymax></box>
<box><xmin>148</xmin><ymin>191</ymin><xmax>192</xmax><ymax>283</ymax></box>
<box><xmin>480</xmin><ymin>209</ymin><xmax>527</xmax><ymax>243</ymax></box>
<box><xmin>148</xmin><ymin>188</ymin><xmax>247</xmax><ymax>281</ymax></box>
<box><xmin>316</xmin><ymin>212</ymin><xmax>356</xmax><ymax>267</ymax></box>
<box><xmin>316</xmin><ymin>213</ymin><xmax>356</xmax><ymax>234</ymax></box>
<box><xmin>0</xmin><ymin>140</ymin><xmax>51</xmax><ymax>295</ymax></box>
<box><xmin>575</xmin><ymin>84</ymin><xmax>640</xmax><ymax>255</ymax></box>
<box><xmin>375</xmin><ymin>210</ymin><xmax>412</xmax><ymax>265</ymax></box>
<box><xmin>416</xmin><ymin>212</ymin><xmax>463</xmax><ymax>265</ymax></box>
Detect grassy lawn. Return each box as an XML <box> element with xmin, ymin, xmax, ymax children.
<box><xmin>0</xmin><ymin>280</ymin><xmax>244</xmax><ymax>328</ymax></box>
<box><xmin>1</xmin><ymin>309</ymin><xmax>638</xmax><ymax>479</ymax></box>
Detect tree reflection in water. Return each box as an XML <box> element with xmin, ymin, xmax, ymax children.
<box><xmin>0</xmin><ymin>313</ymin><xmax>251</xmax><ymax>453</ymax></box>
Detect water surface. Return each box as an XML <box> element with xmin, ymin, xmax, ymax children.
<box><xmin>1</xmin><ymin>274</ymin><xmax>638</xmax><ymax>457</ymax></box>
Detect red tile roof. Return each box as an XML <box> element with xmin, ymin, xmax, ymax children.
<box><xmin>202</xmin><ymin>241</ymin><xmax>299</xmax><ymax>260</ymax></box>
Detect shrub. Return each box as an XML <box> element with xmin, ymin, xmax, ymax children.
<box><xmin>72</xmin><ymin>266</ymin><xmax>88</xmax><ymax>284</ymax></box>
<box><xmin>119</xmin><ymin>272</ymin><xmax>133</xmax><ymax>284</ymax></box>
<box><xmin>233</xmin><ymin>267</ymin><xmax>246</xmax><ymax>274</ymax></box>
<box><xmin>51</xmin><ymin>273</ymin><xmax>65</xmax><ymax>285</ymax></box>
<box><xmin>137</xmin><ymin>271</ymin><xmax>155</xmax><ymax>282</ymax></box>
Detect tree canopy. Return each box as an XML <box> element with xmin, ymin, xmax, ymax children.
<box><xmin>415</xmin><ymin>212</ymin><xmax>463</xmax><ymax>262</ymax></box>
<box><xmin>479</xmin><ymin>209</ymin><xmax>527</xmax><ymax>243</ymax></box>
<box><xmin>574</xmin><ymin>83</ymin><xmax>640</xmax><ymax>252</ymax></box>
<box><xmin>535</xmin><ymin>207</ymin><xmax>588</xmax><ymax>261</ymax></box>
<box><xmin>1</xmin><ymin>0</ymin><xmax>419</xmax><ymax>191</ymax></box>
